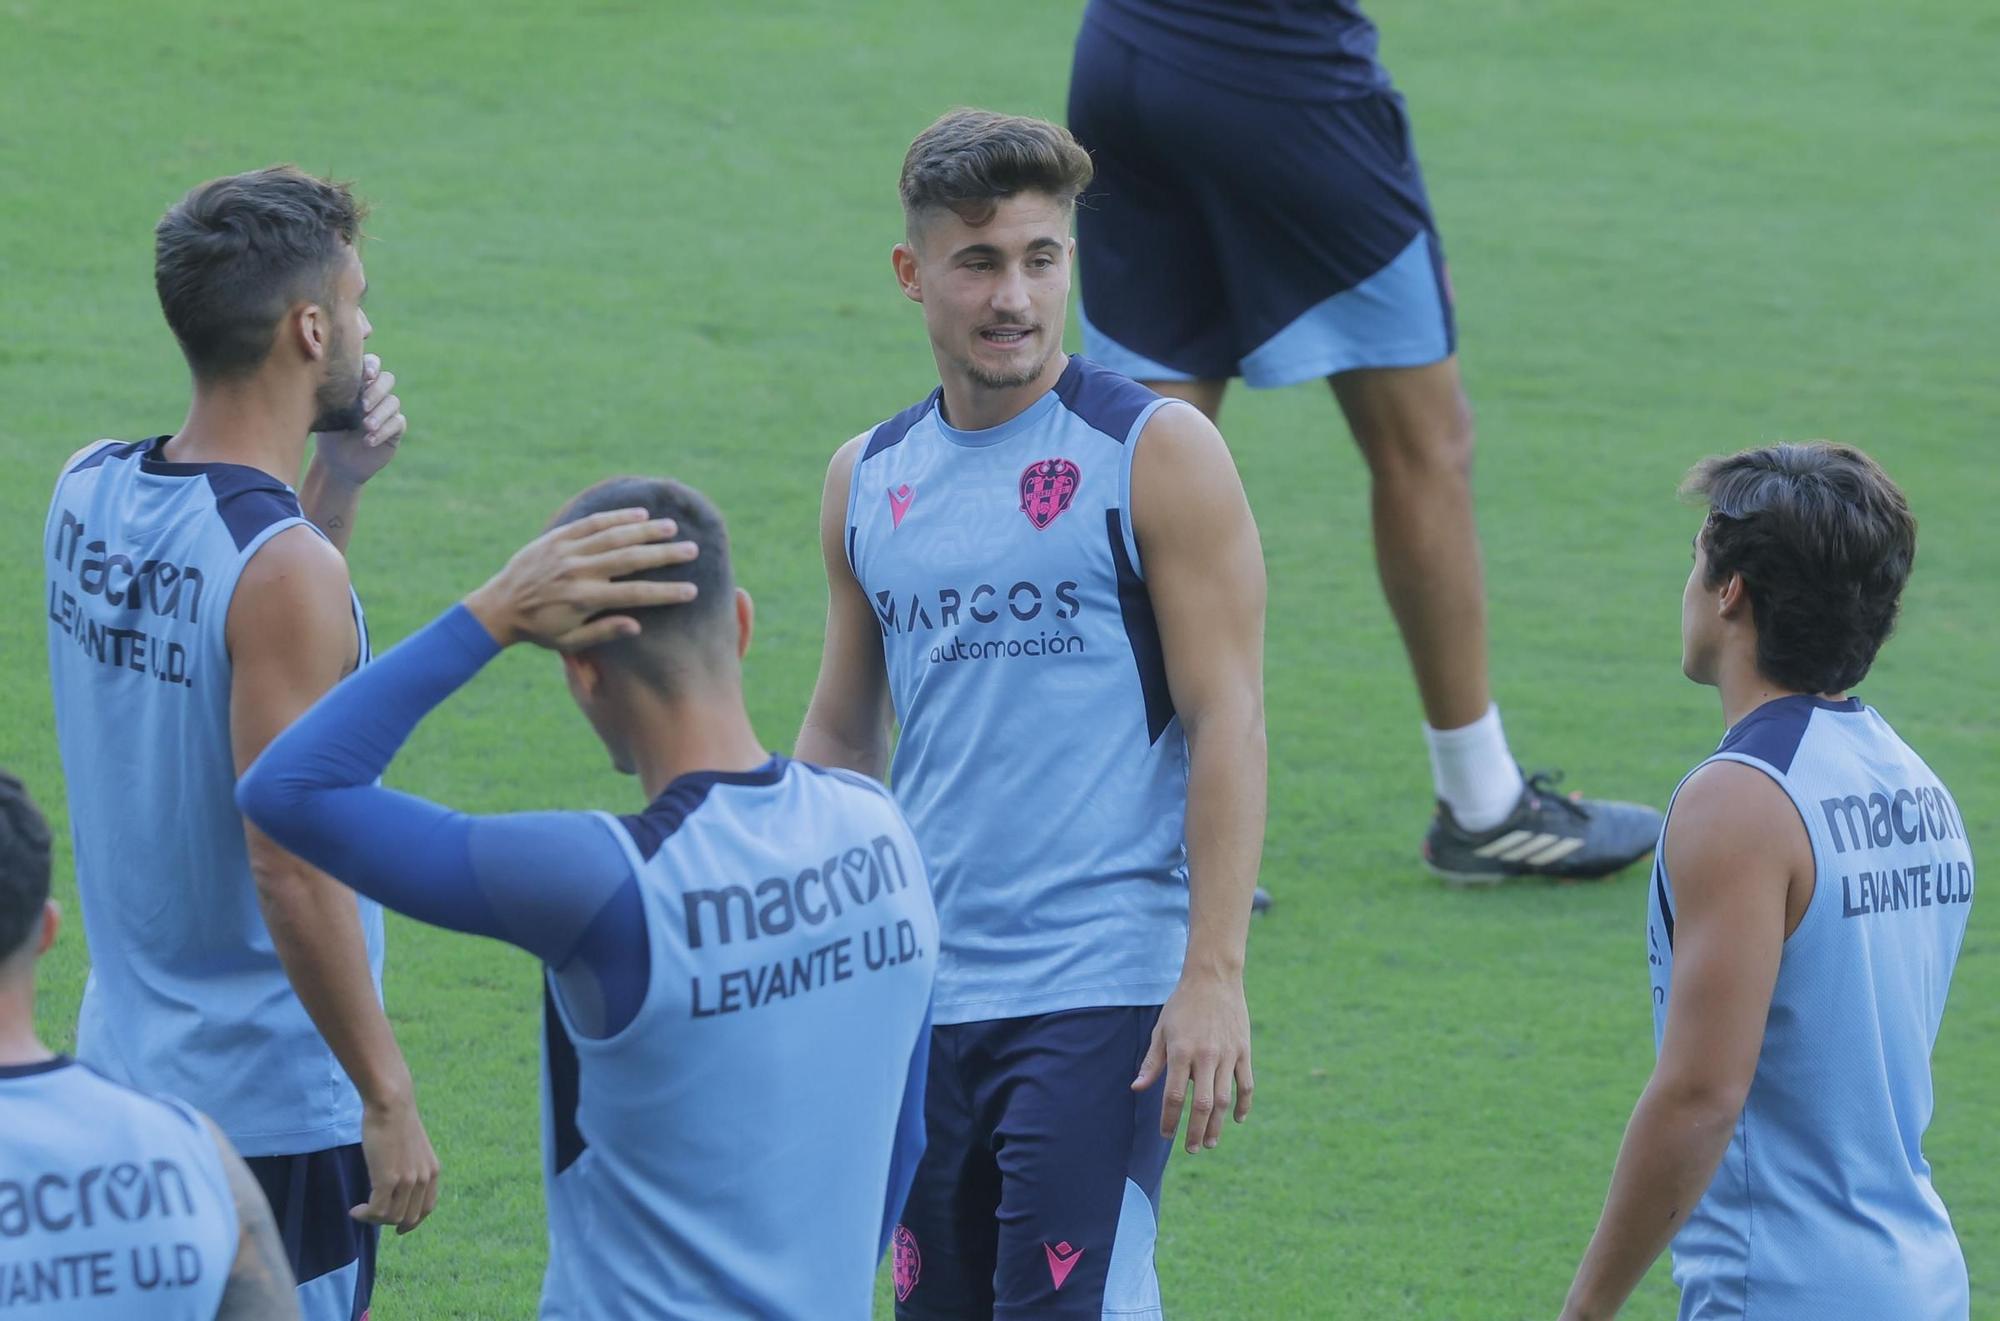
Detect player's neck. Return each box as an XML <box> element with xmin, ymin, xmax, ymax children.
<box><xmin>626</xmin><ymin>687</ymin><xmax>770</xmax><ymax>802</ymax></box>
<box><xmin>0</xmin><ymin>980</ymin><xmax>53</xmax><ymax>1068</ymax></box>
<box><xmin>166</xmin><ymin>376</ymin><xmax>315</xmax><ymax>486</ymax></box>
<box><xmin>936</xmin><ymin>348</ymin><xmax>1069</xmax><ymax>433</ymax></box>
<box><xmin>1715</xmin><ymin>652</ymin><xmax>1811</xmax><ymax>729</ymax></box>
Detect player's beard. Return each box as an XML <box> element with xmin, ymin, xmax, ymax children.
<box><xmin>309</xmin><ymin>327</ymin><xmax>367</xmax><ymax>433</ymax></box>
<box><xmin>962</xmin><ymin>330</ymin><xmax>1055</xmax><ymax>392</ymax></box>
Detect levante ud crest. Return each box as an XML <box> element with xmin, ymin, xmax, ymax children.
<box><xmin>892</xmin><ymin>1224</ymin><xmax>921</xmax><ymax>1302</ymax></box>
<box><xmin>1019</xmin><ymin>458</ymin><xmax>1081</xmax><ymax>530</ymax></box>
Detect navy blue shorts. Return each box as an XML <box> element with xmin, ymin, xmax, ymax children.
<box><xmin>1068</xmin><ymin>17</ymin><xmax>1456</xmax><ymax>387</ymax></box>
<box><xmin>245</xmin><ymin>1144</ymin><xmax>377</xmax><ymax>1321</ymax></box>
<box><xmin>892</xmin><ymin>1006</ymin><xmax>1173</xmax><ymax>1320</ymax></box>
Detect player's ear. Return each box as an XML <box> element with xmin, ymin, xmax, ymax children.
<box><xmin>34</xmin><ymin>901</ymin><xmax>59</xmax><ymax>958</ymax></box>
<box><xmin>561</xmin><ymin>649</ymin><xmax>602</xmax><ymax>700</ymax></box>
<box><xmin>734</xmin><ymin>588</ymin><xmax>755</xmax><ymax>661</ymax></box>
<box><xmin>1717</xmin><ymin>570</ymin><xmax>1750</xmax><ymax>621</ymax></box>
<box><xmin>294</xmin><ymin>301</ymin><xmax>328</xmax><ymax>363</ymax></box>
<box><xmin>892</xmin><ymin>242</ymin><xmax>923</xmax><ymax>303</ymax></box>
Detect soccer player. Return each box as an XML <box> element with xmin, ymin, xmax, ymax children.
<box><xmin>43</xmin><ymin>167</ymin><xmax>436</xmax><ymax>1320</ymax></box>
<box><xmin>796</xmin><ymin>110</ymin><xmax>1265</xmax><ymax>1319</ymax></box>
<box><xmin>0</xmin><ymin>769</ymin><xmax>301</xmax><ymax>1320</ymax></box>
<box><xmin>237</xmin><ymin>481</ymin><xmax>939</xmax><ymax>1320</ymax></box>
<box><xmin>1067</xmin><ymin>1</ymin><xmax>1663</xmax><ymax>882</ymax></box>
<box><xmin>1561</xmin><ymin>444</ymin><xmax>1974</xmax><ymax>1320</ymax></box>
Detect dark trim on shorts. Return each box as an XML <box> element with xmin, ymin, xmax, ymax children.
<box><xmin>244</xmin><ymin>1142</ymin><xmax>377</xmax><ymax>1312</ymax></box>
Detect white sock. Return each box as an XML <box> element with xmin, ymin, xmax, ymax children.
<box><xmin>1425</xmin><ymin>704</ymin><xmax>1526</xmax><ymax>833</ymax></box>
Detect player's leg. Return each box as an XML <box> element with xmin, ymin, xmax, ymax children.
<box><xmin>1329</xmin><ymin>357</ymin><xmax>1488</xmax><ymax>733</ymax></box>
<box><xmin>1335</xmin><ymin>364</ymin><xmax>1659</xmax><ymax>880</ymax></box>
<box><xmin>985</xmin><ymin>1007</ymin><xmax>1174</xmax><ymax>1320</ymax></box>
<box><xmin>245</xmin><ymin>1145</ymin><xmax>377</xmax><ymax>1321</ymax></box>
<box><xmin>894</xmin><ymin>1025</ymin><xmax>1002</xmax><ymax>1321</ymax></box>
<box><xmin>1180</xmin><ymin>83</ymin><xmax>1661</xmax><ymax>880</ymax></box>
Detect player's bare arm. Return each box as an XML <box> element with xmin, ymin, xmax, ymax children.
<box><xmin>1560</xmin><ymin>761</ymin><xmax>1808</xmax><ymax>1320</ymax></box>
<box><xmin>298</xmin><ymin>353</ymin><xmax>408</xmax><ymax>554</ymax></box>
<box><xmin>796</xmin><ymin>433</ymin><xmax>896</xmax><ymax>780</ymax></box>
<box><xmin>228</xmin><ymin>526</ymin><xmax>441</xmax><ymax>1235</ymax></box>
<box><xmin>201</xmin><ymin>1115</ymin><xmax>303</xmax><ymax>1321</ymax></box>
<box><xmin>1127</xmin><ymin>401</ymin><xmax>1268</xmax><ymax>1155</ymax></box>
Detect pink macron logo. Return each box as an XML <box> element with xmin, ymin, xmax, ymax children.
<box><xmin>887</xmin><ymin>484</ymin><xmax>916</xmax><ymax>530</ymax></box>
<box><xmin>1044</xmin><ymin>1240</ymin><xmax>1083</xmax><ymax>1291</ymax></box>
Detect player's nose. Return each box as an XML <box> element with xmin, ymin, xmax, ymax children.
<box><xmin>991</xmin><ymin>267</ymin><xmax>1031</xmax><ymax>315</ymax></box>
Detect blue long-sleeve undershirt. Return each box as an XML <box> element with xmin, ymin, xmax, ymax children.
<box><xmin>236</xmin><ymin>604</ymin><xmax>649</xmax><ymax>1038</ymax></box>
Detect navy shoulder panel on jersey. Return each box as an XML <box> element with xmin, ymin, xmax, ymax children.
<box><xmin>1055</xmin><ymin>355</ymin><xmax>1164</xmax><ymax>445</ymax></box>
<box><xmin>67</xmin><ymin>439</ymin><xmax>147</xmax><ymax>475</ymax></box>
<box><xmin>210</xmin><ymin>479</ymin><xmax>306</xmax><ymax>552</ymax></box>
<box><xmin>617</xmin><ymin>756</ymin><xmax>791</xmax><ymax>861</ymax></box>
<box><xmin>861</xmin><ymin>390</ymin><xmax>943</xmax><ymax>462</ymax></box>
<box><xmin>134</xmin><ymin>438</ymin><xmax>305</xmax><ymax>551</ymax></box>
<box><xmin>1715</xmin><ymin>694</ymin><xmax>1860</xmax><ymax>776</ymax></box>
<box><xmin>0</xmin><ymin>1056</ymin><xmax>74</xmax><ymax>1080</ymax></box>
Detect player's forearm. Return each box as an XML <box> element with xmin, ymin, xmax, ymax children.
<box><xmin>1562</xmin><ymin>1076</ymin><xmax>1744</xmax><ymax>1320</ymax></box>
<box><xmin>298</xmin><ymin>459</ymin><xmax>364</xmax><ymax>554</ymax></box>
<box><xmin>1179</xmin><ymin>695</ymin><xmax>1266</xmax><ymax>979</ymax></box>
<box><xmin>251</xmin><ymin>856</ymin><xmax>413</xmax><ymax>1108</ymax></box>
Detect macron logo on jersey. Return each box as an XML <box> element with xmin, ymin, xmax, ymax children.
<box><xmin>888</xmin><ymin>484</ymin><xmax>916</xmax><ymax>530</ymax></box>
<box><xmin>0</xmin><ymin>1159</ymin><xmax>198</xmax><ymax>1236</ymax></box>
<box><xmin>683</xmin><ymin>834</ymin><xmax>929</xmax><ymax>1020</ymax></box>
<box><xmin>1819</xmin><ymin>783</ymin><xmax>1967</xmax><ymax>855</ymax></box>
<box><xmin>682</xmin><ymin>835</ymin><xmax>912</xmax><ymax>949</ymax></box>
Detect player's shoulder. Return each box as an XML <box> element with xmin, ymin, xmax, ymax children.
<box><xmin>1054</xmin><ymin>355</ymin><xmax>1184</xmax><ymax>447</ymax></box>
<box><xmin>57</xmin><ymin>438</ymin><xmax>139</xmax><ymax>479</ymax></box>
<box><xmin>237</xmin><ymin>521</ymin><xmax>346</xmax><ymax>593</ymax></box>
<box><xmin>826</xmin><ymin>430</ymin><xmax>872</xmax><ymax>490</ymax></box>
<box><xmin>1667</xmin><ymin>758</ymin><xmax>1804</xmax><ymax>873</ymax></box>
<box><xmin>196</xmin><ymin>462</ymin><xmax>307</xmax><ymax>554</ymax></box>
<box><xmin>851</xmin><ymin>387</ymin><xmax>944</xmax><ymax>469</ymax></box>
<box><xmin>228</xmin><ymin>523</ymin><xmax>352</xmax><ymax>650</ymax></box>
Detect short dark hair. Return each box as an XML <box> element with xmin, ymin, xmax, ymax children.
<box><xmin>1682</xmin><ymin>442</ymin><xmax>1917</xmax><ymax>694</ymax></box>
<box><xmin>899</xmin><ymin>109</ymin><xmax>1093</xmax><ymax>228</ymax></box>
<box><xmin>549</xmin><ymin>477</ymin><xmax>736</xmax><ymax>689</ymax></box>
<box><xmin>0</xmin><ymin>771</ymin><xmax>52</xmax><ymax>962</ymax></box>
<box><xmin>154</xmin><ymin>166</ymin><xmax>367</xmax><ymax>379</ymax></box>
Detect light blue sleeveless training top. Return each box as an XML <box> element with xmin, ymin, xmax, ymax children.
<box><xmin>539</xmin><ymin>759</ymin><xmax>937</xmax><ymax>1320</ymax></box>
<box><xmin>846</xmin><ymin>356</ymin><xmax>1193</xmax><ymax>1025</ymax></box>
<box><xmin>1650</xmin><ymin>695</ymin><xmax>1973</xmax><ymax>1319</ymax></box>
<box><xmin>45</xmin><ymin>438</ymin><xmax>382</xmax><ymax>1157</ymax></box>
<box><xmin>0</xmin><ymin>1057</ymin><xmax>238</xmax><ymax>1318</ymax></box>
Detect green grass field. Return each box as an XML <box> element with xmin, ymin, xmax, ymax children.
<box><xmin>3</xmin><ymin>1</ymin><xmax>1996</xmax><ymax>1316</ymax></box>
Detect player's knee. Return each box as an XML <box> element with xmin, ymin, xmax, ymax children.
<box><xmin>1358</xmin><ymin>393</ymin><xmax>1475</xmax><ymax>487</ymax></box>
